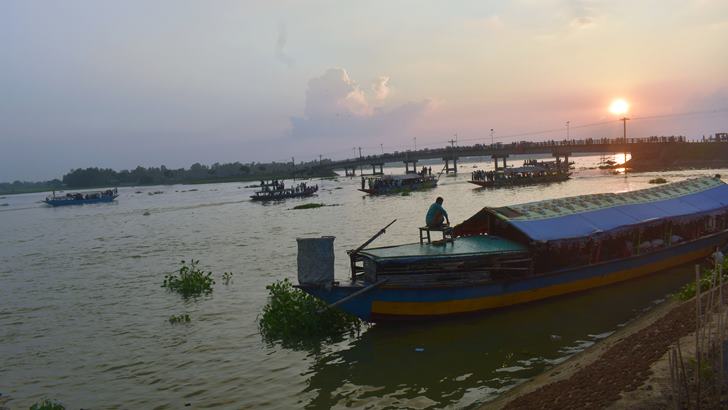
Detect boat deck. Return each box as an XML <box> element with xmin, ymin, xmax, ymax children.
<box><xmin>359</xmin><ymin>235</ymin><xmax>527</xmax><ymax>262</ymax></box>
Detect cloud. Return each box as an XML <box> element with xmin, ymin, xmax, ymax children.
<box><xmin>275</xmin><ymin>23</ymin><xmax>294</xmax><ymax>67</ymax></box>
<box><xmin>483</xmin><ymin>15</ymin><xmax>504</xmax><ymax>30</ymax></box>
<box><xmin>372</xmin><ymin>76</ymin><xmax>390</xmax><ymax>100</ymax></box>
<box><xmin>290</xmin><ymin>68</ymin><xmax>430</xmax><ymax>139</ymax></box>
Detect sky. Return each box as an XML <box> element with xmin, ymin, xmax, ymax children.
<box><xmin>1</xmin><ymin>0</ymin><xmax>728</xmax><ymax>181</ymax></box>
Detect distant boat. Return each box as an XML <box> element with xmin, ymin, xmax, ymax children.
<box><xmin>358</xmin><ymin>173</ymin><xmax>437</xmax><ymax>195</ymax></box>
<box><xmin>469</xmin><ymin>159</ymin><xmax>572</xmax><ymax>188</ymax></box>
<box><xmin>297</xmin><ymin>177</ymin><xmax>728</xmax><ymax>321</ymax></box>
<box><xmin>44</xmin><ymin>188</ymin><xmax>118</xmax><ymax>207</ymax></box>
<box><xmin>250</xmin><ymin>181</ymin><xmax>318</xmax><ymax>201</ymax></box>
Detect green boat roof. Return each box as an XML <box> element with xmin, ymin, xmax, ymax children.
<box><xmin>359</xmin><ymin>235</ymin><xmax>527</xmax><ymax>261</ymax></box>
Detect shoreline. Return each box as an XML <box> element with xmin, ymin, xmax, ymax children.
<box><xmin>483</xmin><ymin>295</ymin><xmax>698</xmax><ymax>409</ymax></box>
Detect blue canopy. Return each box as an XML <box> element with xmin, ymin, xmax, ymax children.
<box><xmin>486</xmin><ymin>177</ymin><xmax>728</xmax><ymax>242</ymax></box>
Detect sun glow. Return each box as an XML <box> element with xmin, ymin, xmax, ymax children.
<box><xmin>609</xmin><ymin>99</ymin><xmax>629</xmax><ymax>115</ymax></box>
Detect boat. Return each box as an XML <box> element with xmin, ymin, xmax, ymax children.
<box><xmin>469</xmin><ymin>159</ymin><xmax>572</xmax><ymax>188</ymax></box>
<box><xmin>250</xmin><ymin>181</ymin><xmax>318</xmax><ymax>201</ymax></box>
<box><xmin>296</xmin><ymin>177</ymin><xmax>728</xmax><ymax>321</ymax></box>
<box><xmin>358</xmin><ymin>172</ymin><xmax>437</xmax><ymax>195</ymax></box>
<box><xmin>44</xmin><ymin>188</ymin><xmax>118</xmax><ymax>206</ymax></box>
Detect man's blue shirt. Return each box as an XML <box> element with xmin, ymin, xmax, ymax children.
<box><xmin>426</xmin><ymin>202</ymin><xmax>448</xmax><ymax>226</ymax></box>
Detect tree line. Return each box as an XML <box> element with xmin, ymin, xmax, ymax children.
<box><xmin>0</xmin><ymin>160</ymin><xmax>334</xmax><ymax>194</ymax></box>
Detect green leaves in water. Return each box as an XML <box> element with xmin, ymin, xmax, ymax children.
<box><xmin>162</xmin><ymin>259</ymin><xmax>215</xmax><ymax>297</ymax></box>
<box><xmin>649</xmin><ymin>177</ymin><xmax>668</xmax><ymax>184</ymax></box>
<box><xmin>258</xmin><ymin>279</ymin><xmax>364</xmax><ymax>348</ymax></box>
<box><xmin>30</xmin><ymin>399</ymin><xmax>65</xmax><ymax>410</ymax></box>
<box><xmin>292</xmin><ymin>203</ymin><xmax>325</xmax><ymax>210</ymax></box>
<box><xmin>169</xmin><ymin>314</ymin><xmax>191</xmax><ymax>324</ymax></box>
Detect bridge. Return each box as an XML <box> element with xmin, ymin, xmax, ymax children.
<box><xmin>324</xmin><ymin>136</ymin><xmax>697</xmax><ymax>176</ymax></box>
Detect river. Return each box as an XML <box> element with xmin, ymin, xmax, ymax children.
<box><xmin>0</xmin><ymin>155</ymin><xmax>723</xmax><ymax>409</ymax></box>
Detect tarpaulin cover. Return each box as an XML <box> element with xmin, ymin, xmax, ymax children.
<box><xmin>483</xmin><ymin>177</ymin><xmax>728</xmax><ymax>242</ymax></box>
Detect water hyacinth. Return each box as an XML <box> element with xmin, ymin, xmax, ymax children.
<box><xmin>30</xmin><ymin>399</ymin><xmax>65</xmax><ymax>410</ymax></box>
<box><xmin>162</xmin><ymin>259</ymin><xmax>214</xmax><ymax>297</ymax></box>
<box><xmin>258</xmin><ymin>279</ymin><xmax>364</xmax><ymax>348</ymax></box>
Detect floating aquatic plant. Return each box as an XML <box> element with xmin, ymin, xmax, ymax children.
<box><xmin>162</xmin><ymin>260</ymin><xmax>214</xmax><ymax>297</ymax></box>
<box><xmin>649</xmin><ymin>177</ymin><xmax>668</xmax><ymax>184</ymax></box>
<box><xmin>30</xmin><ymin>399</ymin><xmax>65</xmax><ymax>410</ymax></box>
<box><xmin>258</xmin><ymin>279</ymin><xmax>364</xmax><ymax>348</ymax></box>
<box><xmin>222</xmin><ymin>272</ymin><xmax>233</xmax><ymax>285</ymax></box>
<box><xmin>292</xmin><ymin>203</ymin><xmax>325</xmax><ymax>210</ymax></box>
<box><xmin>168</xmin><ymin>314</ymin><xmax>191</xmax><ymax>324</ymax></box>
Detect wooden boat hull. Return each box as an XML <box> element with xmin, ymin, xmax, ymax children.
<box><xmin>469</xmin><ymin>174</ymin><xmax>570</xmax><ymax>188</ymax></box>
<box><xmin>359</xmin><ymin>180</ymin><xmax>437</xmax><ymax>195</ymax></box>
<box><xmin>301</xmin><ymin>231</ymin><xmax>726</xmax><ymax>321</ymax></box>
<box><xmin>44</xmin><ymin>195</ymin><xmax>118</xmax><ymax>206</ymax></box>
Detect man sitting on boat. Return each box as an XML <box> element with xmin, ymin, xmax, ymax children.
<box><xmin>426</xmin><ymin>197</ymin><xmax>450</xmax><ymax>228</ymax></box>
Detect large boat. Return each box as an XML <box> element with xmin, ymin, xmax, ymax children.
<box><xmin>469</xmin><ymin>159</ymin><xmax>572</xmax><ymax>188</ymax></box>
<box><xmin>44</xmin><ymin>188</ymin><xmax>118</xmax><ymax>206</ymax></box>
<box><xmin>250</xmin><ymin>181</ymin><xmax>318</xmax><ymax>201</ymax></box>
<box><xmin>358</xmin><ymin>172</ymin><xmax>437</xmax><ymax>195</ymax></box>
<box><xmin>296</xmin><ymin>177</ymin><xmax>728</xmax><ymax>321</ymax></box>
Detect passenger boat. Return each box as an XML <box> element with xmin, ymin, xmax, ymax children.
<box><xmin>358</xmin><ymin>172</ymin><xmax>437</xmax><ymax>195</ymax></box>
<box><xmin>44</xmin><ymin>188</ymin><xmax>118</xmax><ymax>206</ymax></box>
<box><xmin>296</xmin><ymin>177</ymin><xmax>728</xmax><ymax>321</ymax></box>
<box><xmin>250</xmin><ymin>181</ymin><xmax>318</xmax><ymax>201</ymax></box>
<box><xmin>469</xmin><ymin>159</ymin><xmax>572</xmax><ymax>188</ymax></box>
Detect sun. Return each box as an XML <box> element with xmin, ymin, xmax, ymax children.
<box><xmin>609</xmin><ymin>98</ymin><xmax>629</xmax><ymax>115</ymax></box>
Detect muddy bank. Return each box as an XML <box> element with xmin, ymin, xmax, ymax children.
<box><xmin>485</xmin><ymin>297</ymin><xmax>698</xmax><ymax>409</ymax></box>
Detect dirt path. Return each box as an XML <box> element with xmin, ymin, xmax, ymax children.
<box><xmin>485</xmin><ymin>298</ymin><xmax>697</xmax><ymax>409</ymax></box>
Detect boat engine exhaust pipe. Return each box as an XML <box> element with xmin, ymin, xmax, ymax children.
<box><xmin>296</xmin><ymin>236</ymin><xmax>335</xmax><ymax>288</ymax></box>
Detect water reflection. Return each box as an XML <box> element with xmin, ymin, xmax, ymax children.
<box><xmin>301</xmin><ymin>264</ymin><xmax>692</xmax><ymax>409</ymax></box>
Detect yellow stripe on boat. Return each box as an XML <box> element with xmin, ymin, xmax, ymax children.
<box><xmin>371</xmin><ymin>246</ymin><xmax>710</xmax><ymax>317</ymax></box>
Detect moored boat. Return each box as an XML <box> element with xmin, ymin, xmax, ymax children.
<box><xmin>297</xmin><ymin>177</ymin><xmax>728</xmax><ymax>321</ymax></box>
<box><xmin>44</xmin><ymin>188</ymin><xmax>118</xmax><ymax>206</ymax></box>
<box><xmin>358</xmin><ymin>172</ymin><xmax>437</xmax><ymax>195</ymax></box>
<box><xmin>250</xmin><ymin>181</ymin><xmax>318</xmax><ymax>201</ymax></box>
<box><xmin>469</xmin><ymin>159</ymin><xmax>572</xmax><ymax>188</ymax></box>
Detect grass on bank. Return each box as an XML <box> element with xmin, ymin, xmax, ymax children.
<box><xmin>258</xmin><ymin>279</ymin><xmax>364</xmax><ymax>348</ymax></box>
<box><xmin>162</xmin><ymin>260</ymin><xmax>215</xmax><ymax>297</ymax></box>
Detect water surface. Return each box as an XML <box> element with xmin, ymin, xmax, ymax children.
<box><xmin>0</xmin><ymin>155</ymin><xmax>720</xmax><ymax>408</ymax></box>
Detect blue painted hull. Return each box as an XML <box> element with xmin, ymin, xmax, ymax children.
<box><xmin>301</xmin><ymin>231</ymin><xmax>727</xmax><ymax>321</ymax></box>
<box><xmin>44</xmin><ymin>195</ymin><xmax>117</xmax><ymax>206</ymax></box>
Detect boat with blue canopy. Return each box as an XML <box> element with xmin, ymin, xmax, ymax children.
<box><xmin>44</xmin><ymin>188</ymin><xmax>118</xmax><ymax>207</ymax></box>
<box><xmin>296</xmin><ymin>177</ymin><xmax>728</xmax><ymax>321</ymax></box>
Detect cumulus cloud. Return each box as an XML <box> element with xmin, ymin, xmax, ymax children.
<box><xmin>290</xmin><ymin>68</ymin><xmax>430</xmax><ymax>139</ymax></box>
<box><xmin>275</xmin><ymin>23</ymin><xmax>294</xmax><ymax>67</ymax></box>
<box><xmin>372</xmin><ymin>76</ymin><xmax>390</xmax><ymax>100</ymax></box>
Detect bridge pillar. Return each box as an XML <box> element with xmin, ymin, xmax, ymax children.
<box><xmin>404</xmin><ymin>160</ymin><xmax>418</xmax><ymax>174</ymax></box>
<box><xmin>443</xmin><ymin>157</ymin><xmax>458</xmax><ymax>173</ymax></box>
<box><xmin>491</xmin><ymin>154</ymin><xmax>509</xmax><ymax>170</ymax></box>
<box><xmin>552</xmin><ymin>152</ymin><xmax>572</xmax><ymax>174</ymax></box>
<box><xmin>344</xmin><ymin>166</ymin><xmax>357</xmax><ymax>177</ymax></box>
<box><xmin>371</xmin><ymin>163</ymin><xmax>384</xmax><ymax>175</ymax></box>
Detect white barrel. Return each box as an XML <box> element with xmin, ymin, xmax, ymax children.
<box><xmin>297</xmin><ymin>236</ymin><xmax>335</xmax><ymax>286</ymax></box>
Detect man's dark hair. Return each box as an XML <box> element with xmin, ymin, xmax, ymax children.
<box><xmin>436</xmin><ymin>196</ymin><xmax>444</xmax><ymax>203</ymax></box>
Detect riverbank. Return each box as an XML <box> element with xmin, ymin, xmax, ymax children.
<box><xmin>484</xmin><ymin>294</ymin><xmax>701</xmax><ymax>409</ymax></box>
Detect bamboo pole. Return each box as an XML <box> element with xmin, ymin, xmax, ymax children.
<box><xmin>696</xmin><ymin>265</ymin><xmax>702</xmax><ymax>408</ymax></box>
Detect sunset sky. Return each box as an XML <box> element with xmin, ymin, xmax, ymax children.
<box><xmin>2</xmin><ymin>0</ymin><xmax>727</xmax><ymax>181</ymax></box>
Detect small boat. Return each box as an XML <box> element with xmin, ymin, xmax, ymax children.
<box><xmin>358</xmin><ymin>173</ymin><xmax>437</xmax><ymax>195</ymax></box>
<box><xmin>469</xmin><ymin>159</ymin><xmax>572</xmax><ymax>188</ymax></box>
<box><xmin>44</xmin><ymin>188</ymin><xmax>118</xmax><ymax>207</ymax></box>
<box><xmin>250</xmin><ymin>181</ymin><xmax>318</xmax><ymax>201</ymax></box>
<box><xmin>296</xmin><ymin>177</ymin><xmax>728</xmax><ymax>321</ymax></box>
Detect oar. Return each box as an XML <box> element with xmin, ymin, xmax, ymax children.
<box><xmin>348</xmin><ymin>219</ymin><xmax>397</xmax><ymax>257</ymax></box>
<box><xmin>320</xmin><ymin>279</ymin><xmax>388</xmax><ymax>312</ymax></box>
